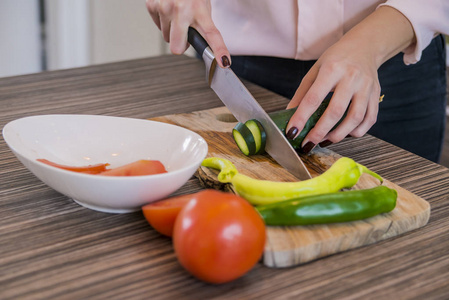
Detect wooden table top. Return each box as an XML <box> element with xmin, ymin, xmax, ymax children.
<box><xmin>1</xmin><ymin>55</ymin><xmax>448</xmax><ymax>299</ymax></box>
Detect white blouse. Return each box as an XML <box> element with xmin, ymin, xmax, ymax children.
<box><xmin>211</xmin><ymin>0</ymin><xmax>449</xmax><ymax>65</ymax></box>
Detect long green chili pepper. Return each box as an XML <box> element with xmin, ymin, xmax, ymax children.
<box><xmin>201</xmin><ymin>157</ymin><xmax>383</xmax><ymax>206</ymax></box>
<box><xmin>256</xmin><ymin>186</ymin><xmax>397</xmax><ymax>225</ymax></box>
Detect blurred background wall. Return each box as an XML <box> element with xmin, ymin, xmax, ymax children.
<box><xmin>0</xmin><ymin>0</ymin><xmax>181</xmax><ymax>78</ymax></box>
<box><xmin>0</xmin><ymin>0</ymin><xmax>42</xmax><ymax>77</ymax></box>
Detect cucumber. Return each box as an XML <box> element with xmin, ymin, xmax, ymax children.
<box><xmin>269</xmin><ymin>94</ymin><xmax>334</xmax><ymax>150</ymax></box>
<box><xmin>244</xmin><ymin>119</ymin><xmax>266</xmax><ymax>154</ymax></box>
<box><xmin>232</xmin><ymin>93</ymin><xmax>347</xmax><ymax>155</ymax></box>
<box><xmin>232</xmin><ymin>119</ymin><xmax>267</xmax><ymax>155</ymax></box>
<box><xmin>232</xmin><ymin>122</ymin><xmax>256</xmax><ymax>156</ymax></box>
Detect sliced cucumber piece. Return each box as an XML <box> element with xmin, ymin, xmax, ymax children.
<box><xmin>232</xmin><ymin>122</ymin><xmax>256</xmax><ymax>156</ymax></box>
<box><xmin>244</xmin><ymin>119</ymin><xmax>266</xmax><ymax>154</ymax></box>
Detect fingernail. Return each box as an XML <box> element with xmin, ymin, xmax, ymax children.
<box><xmin>301</xmin><ymin>142</ymin><xmax>315</xmax><ymax>154</ymax></box>
<box><xmin>319</xmin><ymin>140</ymin><xmax>333</xmax><ymax>148</ymax></box>
<box><xmin>286</xmin><ymin>127</ymin><xmax>298</xmax><ymax>140</ymax></box>
<box><xmin>221</xmin><ymin>55</ymin><xmax>230</xmax><ymax>67</ymax></box>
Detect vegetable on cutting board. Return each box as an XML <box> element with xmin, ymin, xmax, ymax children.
<box><xmin>37</xmin><ymin>158</ymin><xmax>167</xmax><ymax>176</ymax></box>
<box><xmin>256</xmin><ymin>186</ymin><xmax>397</xmax><ymax>226</ymax></box>
<box><xmin>201</xmin><ymin>156</ymin><xmax>383</xmax><ymax>206</ymax></box>
<box><xmin>232</xmin><ymin>93</ymin><xmax>346</xmax><ymax>155</ymax></box>
<box><xmin>233</xmin><ymin>119</ymin><xmax>266</xmax><ymax>156</ymax></box>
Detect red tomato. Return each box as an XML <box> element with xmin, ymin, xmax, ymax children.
<box><xmin>99</xmin><ymin>160</ymin><xmax>167</xmax><ymax>176</ymax></box>
<box><xmin>142</xmin><ymin>194</ymin><xmax>193</xmax><ymax>237</ymax></box>
<box><xmin>37</xmin><ymin>158</ymin><xmax>110</xmax><ymax>174</ymax></box>
<box><xmin>173</xmin><ymin>190</ymin><xmax>266</xmax><ymax>284</ymax></box>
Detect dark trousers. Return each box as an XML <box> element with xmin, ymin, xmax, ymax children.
<box><xmin>230</xmin><ymin>35</ymin><xmax>447</xmax><ymax>163</ymax></box>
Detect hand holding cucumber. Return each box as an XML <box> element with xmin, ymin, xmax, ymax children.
<box><xmin>285</xmin><ymin>7</ymin><xmax>416</xmax><ymax>154</ymax></box>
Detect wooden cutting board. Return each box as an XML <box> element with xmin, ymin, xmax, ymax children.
<box><xmin>151</xmin><ymin>106</ymin><xmax>430</xmax><ymax>268</ymax></box>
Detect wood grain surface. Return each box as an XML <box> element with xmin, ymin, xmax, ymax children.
<box><xmin>1</xmin><ymin>55</ymin><xmax>449</xmax><ymax>299</ymax></box>
<box><xmin>152</xmin><ymin>106</ymin><xmax>430</xmax><ymax>268</ymax></box>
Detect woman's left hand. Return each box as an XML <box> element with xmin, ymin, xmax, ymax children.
<box><xmin>286</xmin><ymin>40</ymin><xmax>381</xmax><ymax>152</ymax></box>
<box><xmin>286</xmin><ymin>6</ymin><xmax>416</xmax><ymax>153</ymax></box>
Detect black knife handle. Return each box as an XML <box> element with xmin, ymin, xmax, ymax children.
<box><xmin>188</xmin><ymin>27</ymin><xmax>209</xmax><ymax>56</ymax></box>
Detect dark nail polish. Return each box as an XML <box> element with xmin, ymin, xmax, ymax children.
<box><xmin>319</xmin><ymin>140</ymin><xmax>333</xmax><ymax>148</ymax></box>
<box><xmin>221</xmin><ymin>55</ymin><xmax>230</xmax><ymax>67</ymax></box>
<box><xmin>301</xmin><ymin>142</ymin><xmax>315</xmax><ymax>154</ymax></box>
<box><xmin>286</xmin><ymin>127</ymin><xmax>298</xmax><ymax>140</ymax></box>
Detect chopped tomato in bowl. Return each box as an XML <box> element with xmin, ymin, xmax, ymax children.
<box><xmin>3</xmin><ymin>114</ymin><xmax>208</xmax><ymax>213</ymax></box>
<box><xmin>37</xmin><ymin>159</ymin><xmax>168</xmax><ymax>177</ymax></box>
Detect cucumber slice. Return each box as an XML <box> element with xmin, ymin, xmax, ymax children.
<box><xmin>244</xmin><ymin>119</ymin><xmax>266</xmax><ymax>154</ymax></box>
<box><xmin>233</xmin><ymin>120</ymin><xmax>267</xmax><ymax>156</ymax></box>
<box><xmin>233</xmin><ymin>122</ymin><xmax>256</xmax><ymax>156</ymax></box>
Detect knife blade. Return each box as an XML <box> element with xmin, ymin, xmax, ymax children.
<box><xmin>187</xmin><ymin>28</ymin><xmax>312</xmax><ymax>180</ymax></box>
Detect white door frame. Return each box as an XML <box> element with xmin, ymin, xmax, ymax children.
<box><xmin>44</xmin><ymin>0</ymin><xmax>90</xmax><ymax>70</ymax></box>
<box><xmin>0</xmin><ymin>0</ymin><xmax>41</xmax><ymax>77</ymax></box>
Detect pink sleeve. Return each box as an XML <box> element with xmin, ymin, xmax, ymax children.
<box><xmin>379</xmin><ymin>0</ymin><xmax>449</xmax><ymax>65</ymax></box>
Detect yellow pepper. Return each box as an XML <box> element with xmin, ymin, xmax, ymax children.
<box><xmin>201</xmin><ymin>157</ymin><xmax>383</xmax><ymax>206</ymax></box>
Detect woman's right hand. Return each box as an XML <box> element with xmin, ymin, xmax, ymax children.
<box><xmin>146</xmin><ymin>0</ymin><xmax>231</xmax><ymax>68</ymax></box>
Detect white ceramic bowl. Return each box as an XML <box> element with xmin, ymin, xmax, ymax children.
<box><xmin>3</xmin><ymin>114</ymin><xmax>208</xmax><ymax>213</ymax></box>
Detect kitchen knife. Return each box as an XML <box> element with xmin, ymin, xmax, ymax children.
<box><xmin>187</xmin><ymin>28</ymin><xmax>312</xmax><ymax>180</ymax></box>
